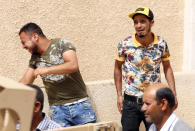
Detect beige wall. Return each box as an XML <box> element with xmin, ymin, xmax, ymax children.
<box><xmin>0</xmin><ymin>0</ymin><xmax>184</xmax><ymax>83</ymax></box>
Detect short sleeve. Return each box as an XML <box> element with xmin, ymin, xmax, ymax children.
<box><xmin>29</xmin><ymin>54</ymin><xmax>38</xmax><ymax>69</ymax></box>
<box><xmin>59</xmin><ymin>38</ymin><xmax>76</xmax><ymax>53</ymax></box>
<box><xmin>115</xmin><ymin>41</ymin><xmax>126</xmax><ymax>62</ymax></box>
<box><xmin>161</xmin><ymin>40</ymin><xmax>170</xmax><ymax>61</ymax></box>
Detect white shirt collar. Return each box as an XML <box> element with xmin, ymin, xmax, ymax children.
<box><xmin>149</xmin><ymin>113</ymin><xmax>179</xmax><ymax>131</ymax></box>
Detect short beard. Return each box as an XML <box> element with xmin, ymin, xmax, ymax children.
<box><xmin>32</xmin><ymin>45</ymin><xmax>39</xmax><ymax>55</ymax></box>
<box><xmin>137</xmin><ymin>25</ymin><xmax>151</xmax><ymax>38</ymax></box>
<box><xmin>138</xmin><ymin>34</ymin><xmax>145</xmax><ymax>38</ymax></box>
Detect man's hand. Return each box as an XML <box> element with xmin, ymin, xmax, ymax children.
<box><xmin>117</xmin><ymin>95</ymin><xmax>123</xmax><ymax>114</ymax></box>
<box><xmin>34</xmin><ymin>67</ymin><xmax>49</xmax><ymax>78</ymax></box>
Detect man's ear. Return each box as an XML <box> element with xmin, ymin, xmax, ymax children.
<box><xmin>31</xmin><ymin>33</ymin><xmax>39</xmax><ymax>41</ymax></box>
<box><xmin>160</xmin><ymin>98</ymin><xmax>168</xmax><ymax>111</ymax></box>
<box><xmin>34</xmin><ymin>101</ymin><xmax>41</xmax><ymax>113</ymax></box>
<box><xmin>150</xmin><ymin>20</ymin><xmax>154</xmax><ymax>27</ymax></box>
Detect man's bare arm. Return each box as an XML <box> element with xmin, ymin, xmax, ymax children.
<box><xmin>162</xmin><ymin>60</ymin><xmax>177</xmax><ymax>109</ymax></box>
<box><xmin>19</xmin><ymin>67</ymin><xmax>36</xmax><ymax>84</ymax></box>
<box><xmin>162</xmin><ymin>60</ymin><xmax>176</xmax><ymax>95</ymax></box>
<box><xmin>114</xmin><ymin>60</ymin><xmax>124</xmax><ymax>114</ymax></box>
<box><xmin>34</xmin><ymin>50</ymin><xmax>79</xmax><ymax>78</ymax></box>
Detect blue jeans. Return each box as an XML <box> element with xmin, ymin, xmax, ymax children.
<box><xmin>49</xmin><ymin>99</ymin><xmax>97</xmax><ymax>127</ymax></box>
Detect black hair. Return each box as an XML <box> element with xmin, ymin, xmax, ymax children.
<box><xmin>27</xmin><ymin>84</ymin><xmax>44</xmax><ymax>111</ymax></box>
<box><xmin>156</xmin><ymin>88</ymin><xmax>175</xmax><ymax>108</ymax></box>
<box><xmin>19</xmin><ymin>22</ymin><xmax>46</xmax><ymax>37</ymax></box>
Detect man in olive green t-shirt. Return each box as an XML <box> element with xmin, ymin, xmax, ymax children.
<box><xmin>19</xmin><ymin>22</ymin><xmax>96</xmax><ymax>127</ymax></box>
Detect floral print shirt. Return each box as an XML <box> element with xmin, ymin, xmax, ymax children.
<box><xmin>115</xmin><ymin>33</ymin><xmax>170</xmax><ymax>97</ymax></box>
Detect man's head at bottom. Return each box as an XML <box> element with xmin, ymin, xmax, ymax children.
<box><xmin>141</xmin><ymin>83</ymin><xmax>175</xmax><ymax>125</ymax></box>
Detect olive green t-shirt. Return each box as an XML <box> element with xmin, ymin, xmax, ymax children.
<box><xmin>29</xmin><ymin>38</ymin><xmax>88</xmax><ymax>105</ymax></box>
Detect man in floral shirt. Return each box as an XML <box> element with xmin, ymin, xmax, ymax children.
<box><xmin>114</xmin><ymin>7</ymin><xmax>177</xmax><ymax>131</ymax></box>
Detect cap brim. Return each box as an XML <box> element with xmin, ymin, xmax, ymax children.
<box><xmin>129</xmin><ymin>12</ymin><xmax>137</xmax><ymax>18</ymax></box>
<box><xmin>129</xmin><ymin>11</ymin><xmax>149</xmax><ymax>19</ymax></box>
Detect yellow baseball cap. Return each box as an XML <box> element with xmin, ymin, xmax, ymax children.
<box><xmin>129</xmin><ymin>7</ymin><xmax>154</xmax><ymax>20</ymax></box>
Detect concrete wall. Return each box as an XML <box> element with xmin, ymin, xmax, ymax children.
<box><xmin>0</xmin><ymin>0</ymin><xmax>184</xmax><ymax>83</ymax></box>
<box><xmin>42</xmin><ymin>72</ymin><xmax>195</xmax><ymax>130</ymax></box>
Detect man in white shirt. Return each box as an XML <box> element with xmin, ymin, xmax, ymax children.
<box><xmin>141</xmin><ymin>83</ymin><xmax>193</xmax><ymax>131</ymax></box>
